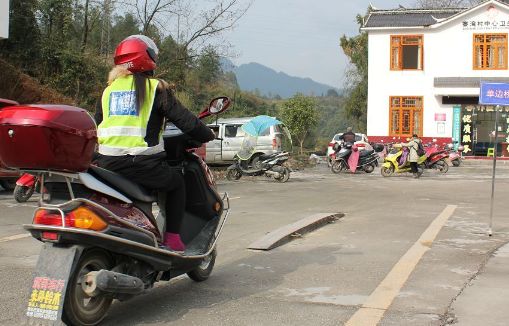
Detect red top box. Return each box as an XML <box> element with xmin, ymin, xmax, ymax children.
<box><xmin>0</xmin><ymin>105</ymin><xmax>97</xmax><ymax>172</ymax></box>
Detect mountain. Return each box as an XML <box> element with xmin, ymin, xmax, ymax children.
<box><xmin>221</xmin><ymin>59</ymin><xmax>339</xmax><ymax>98</ymax></box>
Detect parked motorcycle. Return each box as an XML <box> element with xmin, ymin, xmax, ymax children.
<box><xmin>381</xmin><ymin>144</ymin><xmax>426</xmax><ymax>177</ymax></box>
<box><xmin>14</xmin><ymin>173</ymin><xmax>39</xmax><ymax>202</ymax></box>
<box><xmin>226</xmin><ymin>116</ymin><xmax>292</xmax><ymax>183</ymax></box>
<box><xmin>446</xmin><ymin>143</ymin><xmax>464</xmax><ymax>167</ymax></box>
<box><xmin>0</xmin><ymin>97</ymin><xmax>231</xmax><ymax>325</ymax></box>
<box><xmin>423</xmin><ymin>142</ymin><xmax>449</xmax><ymax>173</ymax></box>
<box><xmin>330</xmin><ymin>142</ymin><xmax>381</xmax><ymax>174</ymax></box>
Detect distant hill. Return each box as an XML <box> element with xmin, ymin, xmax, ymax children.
<box><xmin>221</xmin><ymin>59</ymin><xmax>340</xmax><ymax>98</ymax></box>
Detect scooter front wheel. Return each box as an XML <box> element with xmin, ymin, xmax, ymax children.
<box><xmin>331</xmin><ymin>160</ymin><xmax>345</xmax><ymax>174</ymax></box>
<box><xmin>226</xmin><ymin>167</ymin><xmax>242</xmax><ymax>181</ymax></box>
<box><xmin>13</xmin><ymin>185</ymin><xmax>35</xmax><ymax>203</ymax></box>
<box><xmin>187</xmin><ymin>248</ymin><xmax>217</xmax><ymax>282</ymax></box>
<box><xmin>381</xmin><ymin>165</ymin><xmax>394</xmax><ymax>177</ymax></box>
<box><xmin>364</xmin><ymin>164</ymin><xmax>375</xmax><ymax>173</ymax></box>
<box><xmin>63</xmin><ymin>249</ymin><xmax>114</xmax><ymax>326</ymax></box>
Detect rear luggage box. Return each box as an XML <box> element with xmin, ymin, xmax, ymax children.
<box><xmin>0</xmin><ymin>105</ymin><xmax>97</xmax><ymax>172</ymax></box>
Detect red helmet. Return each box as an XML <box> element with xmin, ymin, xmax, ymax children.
<box><xmin>114</xmin><ymin>35</ymin><xmax>159</xmax><ymax>73</ymax></box>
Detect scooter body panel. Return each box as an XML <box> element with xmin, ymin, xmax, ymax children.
<box><xmin>17</xmin><ymin>173</ymin><xmax>36</xmax><ymax>187</ymax></box>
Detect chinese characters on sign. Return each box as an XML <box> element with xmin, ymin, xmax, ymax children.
<box><xmin>461</xmin><ymin>113</ymin><xmax>472</xmax><ymax>154</ymax></box>
<box><xmin>462</xmin><ymin>20</ymin><xmax>509</xmax><ymax>30</ymax></box>
<box><xmin>26</xmin><ymin>277</ymin><xmax>66</xmax><ymax>321</ymax></box>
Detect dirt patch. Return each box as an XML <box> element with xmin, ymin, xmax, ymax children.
<box><xmin>0</xmin><ymin>59</ymin><xmax>74</xmax><ymax>105</ymax></box>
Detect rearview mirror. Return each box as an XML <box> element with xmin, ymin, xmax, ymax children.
<box><xmin>209</xmin><ymin>97</ymin><xmax>231</xmax><ymax>114</ymax></box>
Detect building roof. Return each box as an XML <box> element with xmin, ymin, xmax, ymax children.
<box><xmin>434</xmin><ymin>77</ymin><xmax>509</xmax><ymax>88</ymax></box>
<box><xmin>363</xmin><ymin>0</ymin><xmax>509</xmax><ymax>30</ymax></box>
<box><xmin>364</xmin><ymin>8</ymin><xmax>464</xmax><ymax>28</ymax></box>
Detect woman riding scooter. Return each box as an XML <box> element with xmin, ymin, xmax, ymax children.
<box><xmin>94</xmin><ymin>35</ymin><xmax>215</xmax><ymax>252</ymax></box>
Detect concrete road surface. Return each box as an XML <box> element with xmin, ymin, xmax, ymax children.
<box><xmin>0</xmin><ymin>164</ymin><xmax>508</xmax><ymax>325</ymax></box>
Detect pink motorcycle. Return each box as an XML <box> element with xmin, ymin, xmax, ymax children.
<box><xmin>446</xmin><ymin>143</ymin><xmax>464</xmax><ymax>167</ymax></box>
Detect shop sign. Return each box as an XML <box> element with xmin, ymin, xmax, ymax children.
<box><xmin>452</xmin><ymin>106</ymin><xmax>461</xmax><ymax>147</ymax></box>
<box><xmin>461</xmin><ymin>112</ymin><xmax>472</xmax><ymax>154</ymax></box>
<box><xmin>462</xmin><ymin>20</ymin><xmax>509</xmax><ymax>30</ymax></box>
<box><xmin>434</xmin><ymin>113</ymin><xmax>446</xmax><ymax>122</ymax></box>
<box><xmin>480</xmin><ymin>82</ymin><xmax>509</xmax><ymax>106</ymax></box>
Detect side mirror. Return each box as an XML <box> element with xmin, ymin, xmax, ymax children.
<box><xmin>198</xmin><ymin>96</ymin><xmax>231</xmax><ymax>119</ymax></box>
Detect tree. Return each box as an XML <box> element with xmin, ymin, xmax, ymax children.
<box><xmin>280</xmin><ymin>94</ymin><xmax>319</xmax><ymax>155</ymax></box>
<box><xmin>339</xmin><ymin>12</ymin><xmax>368</xmax><ymax>131</ymax></box>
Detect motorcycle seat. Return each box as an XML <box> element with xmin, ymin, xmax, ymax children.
<box><xmin>89</xmin><ymin>166</ymin><xmax>157</xmax><ymax>203</ymax></box>
<box><xmin>259</xmin><ymin>153</ymin><xmax>276</xmax><ymax>161</ymax></box>
<box><xmin>360</xmin><ymin>149</ymin><xmax>374</xmax><ymax>157</ymax></box>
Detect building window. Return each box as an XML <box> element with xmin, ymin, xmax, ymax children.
<box><xmin>473</xmin><ymin>33</ymin><xmax>507</xmax><ymax>70</ymax></box>
<box><xmin>389</xmin><ymin>96</ymin><xmax>423</xmax><ymax>137</ymax></box>
<box><xmin>390</xmin><ymin>35</ymin><xmax>423</xmax><ymax>70</ymax></box>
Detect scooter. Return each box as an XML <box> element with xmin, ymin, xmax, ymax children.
<box><xmin>423</xmin><ymin>143</ymin><xmax>449</xmax><ymax>173</ymax></box>
<box><xmin>446</xmin><ymin>143</ymin><xmax>463</xmax><ymax>167</ymax></box>
<box><xmin>14</xmin><ymin>173</ymin><xmax>39</xmax><ymax>202</ymax></box>
<box><xmin>381</xmin><ymin>144</ymin><xmax>427</xmax><ymax>177</ymax></box>
<box><xmin>226</xmin><ymin>151</ymin><xmax>291</xmax><ymax>182</ymax></box>
<box><xmin>1</xmin><ymin>97</ymin><xmax>231</xmax><ymax>325</ymax></box>
<box><xmin>330</xmin><ymin>142</ymin><xmax>381</xmax><ymax>174</ymax></box>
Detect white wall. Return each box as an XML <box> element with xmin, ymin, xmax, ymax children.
<box><xmin>367</xmin><ymin>2</ymin><xmax>509</xmax><ymax>138</ymax></box>
<box><xmin>0</xmin><ymin>0</ymin><xmax>9</xmax><ymax>39</ymax></box>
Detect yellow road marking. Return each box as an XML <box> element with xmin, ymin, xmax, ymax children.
<box><xmin>0</xmin><ymin>233</ymin><xmax>31</xmax><ymax>243</ymax></box>
<box><xmin>345</xmin><ymin>205</ymin><xmax>457</xmax><ymax>326</ymax></box>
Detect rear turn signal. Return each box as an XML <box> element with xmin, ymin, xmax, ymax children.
<box><xmin>34</xmin><ymin>207</ymin><xmax>107</xmax><ymax>231</ymax></box>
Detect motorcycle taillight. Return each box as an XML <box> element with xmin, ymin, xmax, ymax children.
<box><xmin>33</xmin><ymin>207</ymin><xmax>108</xmax><ymax>231</ymax></box>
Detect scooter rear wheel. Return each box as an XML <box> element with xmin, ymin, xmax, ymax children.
<box><xmin>452</xmin><ymin>159</ymin><xmax>461</xmax><ymax>167</ymax></box>
<box><xmin>364</xmin><ymin>164</ymin><xmax>375</xmax><ymax>173</ymax></box>
<box><xmin>275</xmin><ymin>167</ymin><xmax>290</xmax><ymax>183</ymax></box>
<box><xmin>187</xmin><ymin>248</ymin><xmax>217</xmax><ymax>282</ymax></box>
<box><xmin>63</xmin><ymin>249</ymin><xmax>113</xmax><ymax>326</ymax></box>
<box><xmin>434</xmin><ymin>160</ymin><xmax>449</xmax><ymax>173</ymax></box>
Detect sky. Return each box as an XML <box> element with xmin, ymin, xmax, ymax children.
<box><xmin>226</xmin><ymin>0</ymin><xmax>416</xmax><ymax>88</ymax></box>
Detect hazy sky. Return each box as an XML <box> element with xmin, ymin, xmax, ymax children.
<box><xmin>226</xmin><ymin>0</ymin><xmax>416</xmax><ymax>88</ymax></box>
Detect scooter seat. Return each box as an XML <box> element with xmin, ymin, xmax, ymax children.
<box><xmin>89</xmin><ymin>166</ymin><xmax>157</xmax><ymax>203</ymax></box>
<box><xmin>259</xmin><ymin>153</ymin><xmax>276</xmax><ymax>161</ymax></box>
<box><xmin>360</xmin><ymin>149</ymin><xmax>374</xmax><ymax>157</ymax></box>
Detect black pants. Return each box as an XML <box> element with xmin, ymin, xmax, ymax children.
<box><xmin>410</xmin><ymin>162</ymin><xmax>418</xmax><ymax>173</ymax></box>
<box><xmin>95</xmin><ymin>152</ymin><xmax>185</xmax><ymax>234</ymax></box>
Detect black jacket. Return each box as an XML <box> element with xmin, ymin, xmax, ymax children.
<box><xmin>339</xmin><ymin>131</ymin><xmax>355</xmax><ymax>144</ymax></box>
<box><xmin>95</xmin><ymin>81</ymin><xmax>215</xmax><ymax>147</ymax></box>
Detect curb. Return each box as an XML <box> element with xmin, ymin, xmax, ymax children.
<box><xmin>248</xmin><ymin>212</ymin><xmax>344</xmax><ymax>251</ymax></box>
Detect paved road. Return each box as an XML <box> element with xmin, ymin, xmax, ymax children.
<box><xmin>0</xmin><ymin>164</ymin><xmax>508</xmax><ymax>325</ymax></box>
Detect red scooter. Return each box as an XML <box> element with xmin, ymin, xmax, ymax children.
<box><xmin>0</xmin><ymin>97</ymin><xmax>231</xmax><ymax>325</ymax></box>
<box><xmin>14</xmin><ymin>173</ymin><xmax>39</xmax><ymax>202</ymax></box>
<box><xmin>424</xmin><ymin>142</ymin><xmax>449</xmax><ymax>173</ymax></box>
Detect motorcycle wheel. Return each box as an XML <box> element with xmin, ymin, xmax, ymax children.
<box><xmin>364</xmin><ymin>164</ymin><xmax>375</xmax><ymax>173</ymax></box>
<box><xmin>434</xmin><ymin>160</ymin><xmax>449</xmax><ymax>173</ymax></box>
<box><xmin>331</xmin><ymin>160</ymin><xmax>345</xmax><ymax>174</ymax></box>
<box><xmin>250</xmin><ymin>155</ymin><xmax>263</xmax><ymax>170</ymax></box>
<box><xmin>13</xmin><ymin>185</ymin><xmax>35</xmax><ymax>203</ymax></box>
<box><xmin>275</xmin><ymin>167</ymin><xmax>290</xmax><ymax>183</ymax></box>
<box><xmin>452</xmin><ymin>159</ymin><xmax>461</xmax><ymax>167</ymax></box>
<box><xmin>187</xmin><ymin>248</ymin><xmax>217</xmax><ymax>282</ymax></box>
<box><xmin>63</xmin><ymin>249</ymin><xmax>113</xmax><ymax>326</ymax></box>
<box><xmin>381</xmin><ymin>165</ymin><xmax>394</xmax><ymax>177</ymax></box>
<box><xmin>226</xmin><ymin>167</ymin><xmax>242</xmax><ymax>181</ymax></box>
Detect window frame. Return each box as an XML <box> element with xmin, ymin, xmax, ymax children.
<box><xmin>472</xmin><ymin>33</ymin><xmax>508</xmax><ymax>70</ymax></box>
<box><xmin>390</xmin><ymin>34</ymin><xmax>424</xmax><ymax>71</ymax></box>
<box><xmin>389</xmin><ymin>96</ymin><xmax>424</xmax><ymax>138</ymax></box>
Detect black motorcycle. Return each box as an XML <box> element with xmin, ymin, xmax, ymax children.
<box><xmin>330</xmin><ymin>142</ymin><xmax>382</xmax><ymax>174</ymax></box>
<box><xmin>226</xmin><ymin>152</ymin><xmax>291</xmax><ymax>182</ymax></box>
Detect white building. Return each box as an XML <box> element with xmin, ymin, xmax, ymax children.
<box><xmin>0</xmin><ymin>0</ymin><xmax>8</xmax><ymax>39</ymax></box>
<box><xmin>363</xmin><ymin>0</ymin><xmax>509</xmax><ymax>156</ymax></box>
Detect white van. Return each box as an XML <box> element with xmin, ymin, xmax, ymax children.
<box><xmin>206</xmin><ymin>117</ymin><xmax>285</xmax><ymax>164</ymax></box>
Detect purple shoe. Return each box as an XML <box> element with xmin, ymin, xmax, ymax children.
<box><xmin>163</xmin><ymin>233</ymin><xmax>186</xmax><ymax>253</ymax></box>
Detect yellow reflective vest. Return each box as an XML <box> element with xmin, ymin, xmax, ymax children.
<box><xmin>97</xmin><ymin>75</ymin><xmax>162</xmax><ymax>156</ymax></box>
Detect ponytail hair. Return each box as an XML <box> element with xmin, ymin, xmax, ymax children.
<box><xmin>132</xmin><ymin>72</ymin><xmax>154</xmax><ymax>113</ymax></box>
